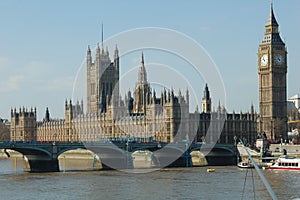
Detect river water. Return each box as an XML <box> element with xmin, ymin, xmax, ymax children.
<box><xmin>0</xmin><ymin>158</ymin><xmax>299</xmax><ymax>200</ymax></box>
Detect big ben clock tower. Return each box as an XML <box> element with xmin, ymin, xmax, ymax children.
<box><xmin>258</xmin><ymin>2</ymin><xmax>288</xmax><ymax>141</ymax></box>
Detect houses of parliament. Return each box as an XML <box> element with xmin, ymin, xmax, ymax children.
<box><xmin>9</xmin><ymin>3</ymin><xmax>289</xmax><ymax>144</ymax></box>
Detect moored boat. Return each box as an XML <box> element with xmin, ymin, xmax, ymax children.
<box><xmin>237</xmin><ymin>161</ymin><xmax>254</xmax><ymax>168</ymax></box>
<box><xmin>206</xmin><ymin>168</ymin><xmax>215</xmax><ymax>172</ymax></box>
<box><xmin>268</xmin><ymin>155</ymin><xmax>300</xmax><ymax>171</ymax></box>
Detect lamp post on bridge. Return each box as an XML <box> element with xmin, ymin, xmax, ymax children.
<box><xmin>233</xmin><ymin>135</ymin><xmax>237</xmax><ymax>146</ymax></box>
<box><xmin>53</xmin><ymin>133</ymin><xmax>57</xmax><ymax>145</ymax></box>
<box><xmin>201</xmin><ymin>135</ymin><xmax>206</xmax><ymax>144</ymax></box>
<box><xmin>280</xmin><ymin>134</ymin><xmax>282</xmax><ymax>152</ymax></box>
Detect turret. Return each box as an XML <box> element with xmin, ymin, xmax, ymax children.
<box><xmin>65</xmin><ymin>99</ymin><xmax>73</xmax><ymax>121</ymax></box>
<box><xmin>105</xmin><ymin>46</ymin><xmax>109</xmax><ymax>56</ymax></box>
<box><xmin>250</xmin><ymin>103</ymin><xmax>254</xmax><ymax>115</ymax></box>
<box><xmin>178</xmin><ymin>89</ymin><xmax>183</xmax><ymax>104</ymax></box>
<box><xmin>152</xmin><ymin>89</ymin><xmax>156</xmax><ymax>103</ymax></box>
<box><xmin>45</xmin><ymin>107</ymin><xmax>50</xmax><ymax>122</ymax></box>
<box><xmin>114</xmin><ymin>45</ymin><xmax>119</xmax><ymax>69</ymax></box>
<box><xmin>87</xmin><ymin>45</ymin><xmax>92</xmax><ymax>67</ymax></box>
<box><xmin>195</xmin><ymin>105</ymin><xmax>199</xmax><ymax>113</ymax></box>
<box><xmin>171</xmin><ymin>89</ymin><xmax>174</xmax><ymax>103</ymax></box>
<box><xmin>217</xmin><ymin>100</ymin><xmax>221</xmax><ymax>114</ymax></box>
<box><xmin>81</xmin><ymin>100</ymin><xmax>84</xmax><ymax>113</ymax></box>
<box><xmin>128</xmin><ymin>90</ymin><xmax>133</xmax><ymax>114</ymax></box>
<box><xmin>203</xmin><ymin>84</ymin><xmax>210</xmax><ymax>100</ymax></box>
<box><xmin>185</xmin><ymin>88</ymin><xmax>189</xmax><ymax>104</ymax></box>
<box><xmin>202</xmin><ymin>84</ymin><xmax>211</xmax><ymax>113</ymax></box>
<box><xmin>96</xmin><ymin>43</ymin><xmax>100</xmax><ymax>61</ymax></box>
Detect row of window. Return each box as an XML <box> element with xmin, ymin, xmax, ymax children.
<box><xmin>278</xmin><ymin>162</ymin><xmax>299</xmax><ymax>167</ymax></box>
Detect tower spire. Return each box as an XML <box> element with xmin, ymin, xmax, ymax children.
<box><xmin>262</xmin><ymin>1</ymin><xmax>283</xmax><ymax>44</ymax></box>
<box><xmin>266</xmin><ymin>0</ymin><xmax>278</xmax><ymax>27</ymax></box>
<box><xmin>203</xmin><ymin>83</ymin><xmax>210</xmax><ymax>100</ymax></box>
<box><xmin>138</xmin><ymin>52</ymin><xmax>147</xmax><ymax>84</ymax></box>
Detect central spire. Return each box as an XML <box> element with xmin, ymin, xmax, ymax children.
<box><xmin>138</xmin><ymin>52</ymin><xmax>147</xmax><ymax>84</ymax></box>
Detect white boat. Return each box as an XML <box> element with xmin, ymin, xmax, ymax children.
<box><xmin>268</xmin><ymin>155</ymin><xmax>300</xmax><ymax>171</ymax></box>
<box><xmin>207</xmin><ymin>168</ymin><xmax>215</xmax><ymax>172</ymax></box>
<box><xmin>237</xmin><ymin>161</ymin><xmax>254</xmax><ymax>168</ymax></box>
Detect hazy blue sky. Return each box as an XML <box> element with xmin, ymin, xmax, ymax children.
<box><xmin>0</xmin><ymin>0</ymin><xmax>299</xmax><ymax>120</ymax></box>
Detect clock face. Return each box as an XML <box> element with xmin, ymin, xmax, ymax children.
<box><xmin>261</xmin><ymin>54</ymin><xmax>268</xmax><ymax>66</ymax></box>
<box><xmin>275</xmin><ymin>54</ymin><xmax>283</xmax><ymax>65</ymax></box>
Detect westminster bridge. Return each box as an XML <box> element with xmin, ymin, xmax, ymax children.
<box><xmin>0</xmin><ymin>141</ymin><xmax>238</xmax><ymax>172</ymax></box>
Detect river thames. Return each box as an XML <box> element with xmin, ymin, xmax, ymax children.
<box><xmin>0</xmin><ymin>158</ymin><xmax>299</xmax><ymax>200</ymax></box>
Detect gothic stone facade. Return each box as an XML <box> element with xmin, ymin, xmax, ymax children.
<box><xmin>9</xmin><ymin>46</ymin><xmax>257</xmax><ymax>144</ymax></box>
<box><xmin>0</xmin><ymin>118</ymin><xmax>10</xmax><ymax>141</ymax></box>
<box><xmin>35</xmin><ymin>52</ymin><xmax>190</xmax><ymax>143</ymax></box>
<box><xmin>10</xmin><ymin>108</ymin><xmax>37</xmax><ymax>141</ymax></box>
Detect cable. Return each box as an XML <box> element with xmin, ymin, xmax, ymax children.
<box><xmin>240</xmin><ymin>140</ymin><xmax>278</xmax><ymax>200</ymax></box>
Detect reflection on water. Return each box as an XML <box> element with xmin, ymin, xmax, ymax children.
<box><xmin>132</xmin><ymin>150</ymin><xmax>154</xmax><ymax>168</ymax></box>
<box><xmin>0</xmin><ymin>158</ymin><xmax>299</xmax><ymax>200</ymax></box>
<box><xmin>264</xmin><ymin>170</ymin><xmax>300</xmax><ymax>200</ymax></box>
<box><xmin>59</xmin><ymin>157</ymin><xmax>102</xmax><ymax>171</ymax></box>
<box><xmin>0</xmin><ymin>157</ymin><xmax>25</xmax><ymax>174</ymax></box>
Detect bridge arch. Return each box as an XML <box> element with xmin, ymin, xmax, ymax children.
<box><xmin>58</xmin><ymin>148</ymin><xmax>102</xmax><ymax>171</ymax></box>
<box><xmin>7</xmin><ymin>146</ymin><xmax>52</xmax><ymax>158</ymax></box>
<box><xmin>206</xmin><ymin>147</ymin><xmax>235</xmax><ymax>156</ymax></box>
<box><xmin>56</xmin><ymin>146</ymin><xmax>87</xmax><ymax>157</ymax></box>
<box><xmin>190</xmin><ymin>145</ymin><xmax>235</xmax><ymax>156</ymax></box>
<box><xmin>131</xmin><ymin>149</ymin><xmax>160</xmax><ymax>168</ymax></box>
<box><xmin>190</xmin><ymin>150</ymin><xmax>207</xmax><ymax>166</ymax></box>
<box><xmin>85</xmin><ymin>145</ymin><xmax>131</xmax><ymax>169</ymax></box>
<box><xmin>4</xmin><ymin>145</ymin><xmax>58</xmax><ymax>172</ymax></box>
<box><xmin>152</xmin><ymin>145</ymin><xmax>187</xmax><ymax>168</ymax></box>
<box><xmin>189</xmin><ymin>145</ymin><xmax>237</xmax><ymax>166</ymax></box>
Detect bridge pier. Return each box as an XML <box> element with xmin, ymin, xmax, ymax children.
<box><xmin>28</xmin><ymin>159</ymin><xmax>59</xmax><ymax>172</ymax></box>
<box><xmin>162</xmin><ymin>156</ymin><xmax>192</xmax><ymax>168</ymax></box>
<box><xmin>153</xmin><ymin>153</ymin><xmax>192</xmax><ymax>168</ymax></box>
<box><xmin>205</xmin><ymin>155</ymin><xmax>237</xmax><ymax>166</ymax></box>
<box><xmin>100</xmin><ymin>154</ymin><xmax>134</xmax><ymax>170</ymax></box>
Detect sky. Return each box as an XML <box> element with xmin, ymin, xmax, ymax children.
<box><xmin>0</xmin><ymin>0</ymin><xmax>299</xmax><ymax>120</ymax></box>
